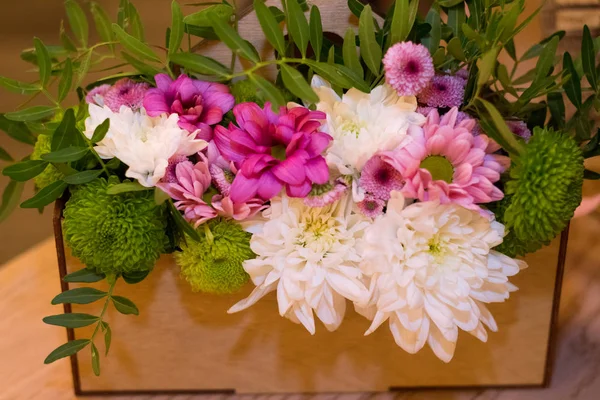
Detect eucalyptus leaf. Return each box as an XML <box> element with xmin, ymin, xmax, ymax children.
<box><xmin>533</xmin><ymin>36</ymin><xmax>559</xmax><ymax>84</ymax></box>
<box><xmin>255</xmin><ymin>0</ymin><xmax>286</xmax><ymax>56</ymax></box>
<box><xmin>51</xmin><ymin>287</ymin><xmax>108</xmax><ymax>305</ymax></box>
<box><xmin>390</xmin><ymin>0</ymin><xmax>410</xmax><ymax>44</ymax></box>
<box><xmin>496</xmin><ymin>64</ymin><xmax>517</xmax><ymax>96</ymax></box>
<box><xmin>62</xmin><ymin>169</ymin><xmax>103</xmax><ymax>185</ymax></box>
<box><xmin>343</xmin><ymin>29</ymin><xmax>363</xmax><ymax>77</ymax></box>
<box><xmin>497</xmin><ymin>0</ymin><xmax>521</xmax><ymax>44</ymax></box>
<box><xmin>91</xmin><ymin>343</ymin><xmax>101</xmax><ymax>376</ymax></box>
<box><xmin>280</xmin><ymin>64</ymin><xmax>318</xmax><ymax>104</ymax></box>
<box><xmin>358</xmin><ymin>5</ymin><xmax>382</xmax><ymax>75</ymax></box>
<box><xmin>210</xmin><ymin>17</ymin><xmax>260</xmax><ymax>63</ymax></box>
<box><xmin>63</xmin><ymin>268</ymin><xmax>106</xmax><ymax>283</ymax></box>
<box><xmin>2</xmin><ymin>160</ymin><xmax>48</xmax><ymax>181</ymax></box>
<box><xmin>467</xmin><ymin>0</ymin><xmax>484</xmax><ymax>31</ymax></box>
<box><xmin>106</xmin><ymin>181</ymin><xmax>150</xmax><ymax>195</ymax></box>
<box><xmin>44</xmin><ymin>340</ymin><xmax>90</xmax><ymax>365</ymax></box>
<box><xmin>65</xmin><ymin>0</ymin><xmax>89</xmax><ymax>47</ymax></box>
<box><xmin>0</xmin><ymin>76</ymin><xmax>39</xmax><ymax>95</ymax></box>
<box><xmin>112</xmin><ymin>295</ymin><xmax>139</xmax><ymax>315</ymax></box>
<box><xmin>5</xmin><ymin>106</ymin><xmax>55</xmax><ymax>122</ymax></box>
<box><xmin>120</xmin><ymin>52</ymin><xmax>163</xmax><ymax>77</ymax></box>
<box><xmin>20</xmin><ymin>180</ymin><xmax>68</xmax><ymax>209</ymax></box>
<box><xmin>438</xmin><ymin>0</ymin><xmax>464</xmax><ymax>6</ymax></box>
<box><xmin>43</xmin><ymin>313</ymin><xmax>99</xmax><ymax>328</ymax></box>
<box><xmin>309</xmin><ymin>6</ymin><xmax>323</xmax><ymax>61</ymax></box>
<box><xmin>41</xmin><ymin>146</ymin><xmax>89</xmax><ymax>163</ymax></box>
<box><xmin>58</xmin><ymin>58</ymin><xmax>73</xmax><ymax>102</ymax></box>
<box><xmin>0</xmin><ymin>180</ymin><xmax>24</xmax><ymax>223</ymax></box>
<box><xmin>286</xmin><ymin>0</ymin><xmax>310</xmax><ymax>58</ymax></box>
<box><xmin>60</xmin><ymin>20</ymin><xmax>78</xmax><ymax>53</ymax></box>
<box><xmin>127</xmin><ymin>2</ymin><xmax>145</xmax><ymax>41</ymax></box>
<box><xmin>184</xmin><ymin>25</ymin><xmax>219</xmax><ymax>41</ymax></box>
<box><xmin>581</xmin><ymin>25</ymin><xmax>597</xmax><ymax>92</ymax></box>
<box><xmin>112</xmin><ymin>24</ymin><xmax>161</xmax><ymax>63</ymax></box>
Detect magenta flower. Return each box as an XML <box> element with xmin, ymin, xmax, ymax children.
<box><xmin>214</xmin><ymin>103</ymin><xmax>332</xmax><ymax>203</ymax></box>
<box><xmin>381</xmin><ymin>108</ymin><xmax>509</xmax><ymax>212</ymax></box>
<box><xmin>144</xmin><ymin>74</ymin><xmax>234</xmax><ymax>141</ymax></box>
<box><xmin>418</xmin><ymin>75</ymin><xmax>465</xmax><ymax>108</ymax></box>
<box><xmin>103</xmin><ymin>78</ymin><xmax>149</xmax><ymax>112</ymax></box>
<box><xmin>359</xmin><ymin>155</ymin><xmax>405</xmax><ymax>201</ymax></box>
<box><xmin>383</xmin><ymin>42</ymin><xmax>434</xmax><ymax>96</ymax></box>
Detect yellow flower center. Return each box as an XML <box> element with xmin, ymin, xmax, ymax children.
<box><xmin>420</xmin><ymin>155</ymin><xmax>454</xmax><ymax>183</ymax></box>
<box><xmin>340</xmin><ymin>119</ymin><xmax>366</xmax><ymax>138</ymax></box>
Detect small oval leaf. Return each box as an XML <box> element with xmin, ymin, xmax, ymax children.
<box><xmin>51</xmin><ymin>287</ymin><xmax>108</xmax><ymax>305</ymax></box>
<box><xmin>44</xmin><ymin>339</ymin><xmax>90</xmax><ymax>364</ymax></box>
<box><xmin>43</xmin><ymin>313</ymin><xmax>99</xmax><ymax>328</ymax></box>
<box><xmin>2</xmin><ymin>160</ymin><xmax>49</xmax><ymax>182</ymax></box>
<box><xmin>112</xmin><ymin>295</ymin><xmax>139</xmax><ymax>315</ymax></box>
<box><xmin>5</xmin><ymin>106</ymin><xmax>56</xmax><ymax>122</ymax></box>
<box><xmin>63</xmin><ymin>268</ymin><xmax>106</xmax><ymax>283</ymax></box>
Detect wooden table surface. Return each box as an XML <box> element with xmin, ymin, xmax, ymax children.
<box><xmin>1</xmin><ymin>212</ymin><xmax>600</xmax><ymax>400</ymax></box>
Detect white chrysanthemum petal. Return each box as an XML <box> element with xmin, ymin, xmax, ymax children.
<box><xmin>227</xmin><ymin>283</ymin><xmax>276</xmax><ymax>314</ymax></box>
<box><xmin>357</xmin><ymin>199</ymin><xmax>526</xmax><ymax>362</ymax></box>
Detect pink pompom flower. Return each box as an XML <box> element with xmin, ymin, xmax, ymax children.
<box><xmin>359</xmin><ymin>154</ymin><xmax>405</xmax><ymax>201</ymax></box>
<box><xmin>86</xmin><ymin>84</ymin><xmax>111</xmax><ymax>107</ymax></box>
<box><xmin>144</xmin><ymin>74</ymin><xmax>234</xmax><ymax>141</ymax></box>
<box><xmin>381</xmin><ymin>108</ymin><xmax>509</xmax><ymax>212</ymax></box>
<box><xmin>103</xmin><ymin>78</ymin><xmax>149</xmax><ymax>112</ymax></box>
<box><xmin>418</xmin><ymin>75</ymin><xmax>465</xmax><ymax>108</ymax></box>
<box><xmin>214</xmin><ymin>103</ymin><xmax>332</xmax><ymax>203</ymax></box>
<box><xmin>357</xmin><ymin>194</ymin><xmax>385</xmax><ymax>218</ymax></box>
<box><xmin>383</xmin><ymin>42</ymin><xmax>435</xmax><ymax>96</ymax></box>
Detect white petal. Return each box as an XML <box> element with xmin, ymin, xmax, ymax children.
<box><xmin>227</xmin><ymin>283</ymin><xmax>277</xmax><ymax>314</ymax></box>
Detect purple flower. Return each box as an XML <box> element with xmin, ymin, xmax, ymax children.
<box><xmin>144</xmin><ymin>74</ymin><xmax>235</xmax><ymax>141</ymax></box>
<box><xmin>86</xmin><ymin>84</ymin><xmax>111</xmax><ymax>107</ymax></box>
<box><xmin>359</xmin><ymin>155</ymin><xmax>405</xmax><ymax>201</ymax></box>
<box><xmin>455</xmin><ymin>68</ymin><xmax>469</xmax><ymax>81</ymax></box>
<box><xmin>103</xmin><ymin>79</ymin><xmax>149</xmax><ymax>112</ymax></box>
<box><xmin>506</xmin><ymin>120</ymin><xmax>532</xmax><ymax>142</ymax></box>
<box><xmin>357</xmin><ymin>194</ymin><xmax>385</xmax><ymax>218</ymax></box>
<box><xmin>418</xmin><ymin>75</ymin><xmax>465</xmax><ymax>108</ymax></box>
<box><xmin>214</xmin><ymin>103</ymin><xmax>332</xmax><ymax>203</ymax></box>
<box><xmin>383</xmin><ymin>42</ymin><xmax>434</xmax><ymax>96</ymax></box>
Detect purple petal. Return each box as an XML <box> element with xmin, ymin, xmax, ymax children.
<box><xmin>305</xmin><ymin>157</ymin><xmax>329</xmax><ymax>185</ymax></box>
<box><xmin>233</xmin><ymin>103</ymin><xmax>268</xmax><ymax>131</ymax></box>
<box><xmin>230</xmin><ymin>174</ymin><xmax>259</xmax><ymax>203</ymax></box>
<box><xmin>202</xmin><ymin>91</ymin><xmax>235</xmax><ymax>114</ymax></box>
<box><xmin>286</xmin><ymin>179</ymin><xmax>312</xmax><ymax>198</ymax></box>
<box><xmin>257</xmin><ymin>171</ymin><xmax>283</xmax><ymax>200</ymax></box>
<box><xmin>195</xmin><ymin>123</ymin><xmax>213</xmax><ymax>141</ymax></box>
<box><xmin>305</xmin><ymin>132</ymin><xmax>332</xmax><ymax>156</ymax></box>
<box><xmin>154</xmin><ymin>74</ymin><xmax>173</xmax><ymax>91</ymax></box>
<box><xmin>271</xmin><ymin>153</ymin><xmax>307</xmax><ymax>185</ymax></box>
<box><xmin>177</xmin><ymin>78</ymin><xmax>199</xmax><ymax>104</ymax></box>
<box><xmin>214</xmin><ymin>126</ymin><xmax>246</xmax><ymax>163</ymax></box>
<box><xmin>143</xmin><ymin>90</ymin><xmax>170</xmax><ymax>116</ymax></box>
<box><xmin>241</xmin><ymin>154</ymin><xmax>275</xmax><ymax>176</ymax></box>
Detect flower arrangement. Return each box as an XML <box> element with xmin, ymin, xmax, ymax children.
<box><xmin>0</xmin><ymin>0</ymin><xmax>598</xmax><ymax>373</ymax></box>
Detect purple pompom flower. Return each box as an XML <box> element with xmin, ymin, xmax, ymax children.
<box><xmin>144</xmin><ymin>74</ymin><xmax>234</xmax><ymax>141</ymax></box>
<box><xmin>359</xmin><ymin>155</ymin><xmax>405</xmax><ymax>201</ymax></box>
<box><xmin>357</xmin><ymin>194</ymin><xmax>385</xmax><ymax>218</ymax></box>
<box><xmin>214</xmin><ymin>103</ymin><xmax>332</xmax><ymax>203</ymax></box>
<box><xmin>102</xmin><ymin>78</ymin><xmax>149</xmax><ymax>112</ymax></box>
<box><xmin>418</xmin><ymin>75</ymin><xmax>465</xmax><ymax>108</ymax></box>
<box><xmin>383</xmin><ymin>42</ymin><xmax>435</xmax><ymax>96</ymax></box>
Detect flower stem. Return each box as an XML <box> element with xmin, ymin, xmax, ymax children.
<box><xmin>89</xmin><ymin>276</ymin><xmax>117</xmax><ymax>345</ymax></box>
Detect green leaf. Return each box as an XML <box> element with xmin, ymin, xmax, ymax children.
<box><xmin>582</xmin><ymin>25</ymin><xmax>597</xmax><ymax>92</ymax></box>
<box><xmin>65</xmin><ymin>0</ymin><xmax>89</xmax><ymax>47</ymax></box>
<box><xmin>44</xmin><ymin>340</ymin><xmax>90</xmax><ymax>365</ymax></box>
<box><xmin>432</xmin><ymin>47</ymin><xmax>445</xmax><ymax>67</ymax></box>
<box><xmin>563</xmin><ymin>52</ymin><xmax>582</xmax><ymax>109</ymax></box>
<box><xmin>255</xmin><ymin>0</ymin><xmax>286</xmax><ymax>55</ymax></box>
<box><xmin>512</xmin><ymin>68</ymin><xmax>536</xmax><ymax>85</ymax></box>
<box><xmin>309</xmin><ymin>6</ymin><xmax>323</xmax><ymax>61</ymax></box>
<box><xmin>0</xmin><ymin>181</ymin><xmax>24</xmax><ymax>223</ymax></box>
<box><xmin>62</xmin><ymin>169</ymin><xmax>103</xmax><ymax>185</ymax></box>
<box><xmin>112</xmin><ymin>295</ymin><xmax>139</xmax><ymax>315</ymax></box>
<box><xmin>497</xmin><ymin>0</ymin><xmax>521</xmax><ymax>44</ymax></box>
<box><xmin>210</xmin><ymin>17</ymin><xmax>260</xmax><ymax>63</ymax></box>
<box><xmin>390</xmin><ymin>0</ymin><xmax>409</xmax><ymax>44</ymax></box>
<box><xmin>358</xmin><ymin>5</ymin><xmax>382</xmax><ymax>75</ymax></box>
<box><xmin>496</xmin><ymin>63</ymin><xmax>517</xmax><ymax>96</ymax></box>
<box><xmin>33</xmin><ymin>38</ymin><xmax>51</xmax><ymax>88</ymax></box>
<box><xmin>91</xmin><ymin>118</ymin><xmax>110</xmax><ymax>144</ymax></box>
<box><xmin>20</xmin><ymin>180</ymin><xmax>68</xmax><ymax>208</ymax></box>
<box><xmin>0</xmin><ymin>115</ymin><xmax>36</xmax><ymax>145</ymax></box>
<box><xmin>168</xmin><ymin>199</ymin><xmax>201</xmax><ymax>242</ymax></box>
<box><xmin>51</xmin><ymin>287</ymin><xmax>108</xmax><ymax>305</ymax></box>
<box><xmin>106</xmin><ymin>181</ymin><xmax>150</xmax><ymax>195</ymax></box>
<box><xmin>43</xmin><ymin>313</ymin><xmax>99</xmax><ymax>328</ymax></box>
<box><xmin>51</xmin><ymin>109</ymin><xmax>81</xmax><ymax>152</ymax></box>
<box><xmin>184</xmin><ymin>4</ymin><xmax>233</xmax><ymax>27</ymax></box>
<box><xmin>447</xmin><ymin>2</ymin><xmax>465</xmax><ymax>39</ymax></box>
<box><xmin>0</xmin><ymin>147</ymin><xmax>12</xmax><ymax>162</ymax></box>
<box><xmin>63</xmin><ymin>268</ymin><xmax>105</xmax><ymax>283</ymax></box>
<box><xmin>533</xmin><ymin>36</ymin><xmax>559</xmax><ymax>85</ymax></box>
<box><xmin>249</xmin><ymin>74</ymin><xmax>285</xmax><ymax>108</ymax></box>
<box><xmin>41</xmin><ymin>146</ymin><xmax>89</xmax><ymax>163</ymax></box>
<box><xmin>91</xmin><ymin>343</ymin><xmax>101</xmax><ymax>376</ymax></box>
<box><xmin>584</xmin><ymin>169</ymin><xmax>600</xmax><ymax>180</ymax></box>
<box><xmin>461</xmin><ymin>22</ymin><xmax>484</xmax><ymax>47</ymax></box>
<box><xmin>343</xmin><ymin>28</ymin><xmax>363</xmax><ymax>77</ymax></box>
<box><xmin>304</xmin><ymin>60</ymin><xmax>369</xmax><ymax>92</ymax></box>
<box><xmin>169</xmin><ymin>53</ymin><xmax>231</xmax><ymax>77</ymax></box>
<box><xmin>347</xmin><ymin>0</ymin><xmax>365</xmax><ymax>18</ymax></box>
<box><xmin>168</xmin><ymin>1</ymin><xmax>184</xmax><ymax>55</ymax></box>
<box><xmin>91</xmin><ymin>2</ymin><xmax>114</xmax><ymax>52</ymax></box>
<box><xmin>547</xmin><ymin>92</ymin><xmax>565</xmax><ymax>129</ymax></box>
<box><xmin>447</xmin><ymin>37</ymin><xmax>466</xmax><ymax>61</ymax></box>
<box><xmin>269</xmin><ymin>6</ymin><xmax>285</xmax><ymax>23</ymax></box>
<box><xmin>505</xmin><ymin>39</ymin><xmax>517</xmax><ymax>61</ymax></box>
<box><xmin>127</xmin><ymin>2</ymin><xmax>145</xmax><ymax>41</ymax></box>
<box><xmin>122</xmin><ymin>270</ymin><xmax>150</xmax><ymax>284</ymax></box>
<box><xmin>467</xmin><ymin>0</ymin><xmax>484</xmax><ymax>31</ymax></box>
<box><xmin>5</xmin><ymin>106</ymin><xmax>55</xmax><ymax>122</ymax></box>
<box><xmin>58</xmin><ymin>58</ymin><xmax>73</xmax><ymax>102</ymax></box>
<box><xmin>286</xmin><ymin>0</ymin><xmax>310</xmax><ymax>58</ymax></box>
<box><xmin>2</xmin><ymin>160</ymin><xmax>48</xmax><ymax>181</ymax></box>
<box><xmin>0</xmin><ymin>76</ymin><xmax>39</xmax><ymax>95</ymax></box>
<box><xmin>75</xmin><ymin>50</ymin><xmax>92</xmax><ymax>88</ymax></box>
<box><xmin>102</xmin><ymin>322</ymin><xmax>112</xmax><ymax>356</ymax></box>
<box><xmin>120</xmin><ymin>52</ymin><xmax>163</xmax><ymax>77</ymax></box>
<box><xmin>422</xmin><ymin>9</ymin><xmax>441</xmax><ymax>55</ymax></box>
<box><xmin>476</xmin><ymin>47</ymin><xmax>500</xmax><ymax>95</ymax></box>
<box><xmin>438</xmin><ymin>0</ymin><xmax>464</xmax><ymax>6</ymax></box>
<box><xmin>112</xmin><ymin>24</ymin><xmax>161</xmax><ymax>63</ymax></box>
<box><xmin>477</xmin><ymin>99</ymin><xmax>525</xmax><ymax>156</ymax></box>
<box><xmin>60</xmin><ymin>20</ymin><xmax>78</xmax><ymax>53</ymax></box>
<box><xmin>280</xmin><ymin>64</ymin><xmax>318</xmax><ymax>104</ymax></box>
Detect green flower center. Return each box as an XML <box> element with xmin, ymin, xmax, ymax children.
<box><xmin>340</xmin><ymin>119</ymin><xmax>366</xmax><ymax>138</ymax></box>
<box><xmin>271</xmin><ymin>144</ymin><xmax>287</xmax><ymax>161</ymax></box>
<box><xmin>420</xmin><ymin>155</ymin><xmax>454</xmax><ymax>183</ymax></box>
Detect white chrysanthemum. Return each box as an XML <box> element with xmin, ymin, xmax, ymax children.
<box><xmin>357</xmin><ymin>192</ymin><xmax>527</xmax><ymax>362</ymax></box>
<box><xmin>312</xmin><ymin>76</ymin><xmax>425</xmax><ymax>177</ymax></box>
<box><xmin>228</xmin><ymin>194</ymin><xmax>371</xmax><ymax>334</ymax></box>
<box><xmin>84</xmin><ymin>104</ymin><xmax>207</xmax><ymax>187</ymax></box>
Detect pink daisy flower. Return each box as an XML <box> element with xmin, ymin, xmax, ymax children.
<box><xmin>359</xmin><ymin>155</ymin><xmax>404</xmax><ymax>201</ymax></box>
<box><xmin>103</xmin><ymin>78</ymin><xmax>149</xmax><ymax>112</ymax></box>
<box><xmin>303</xmin><ymin>179</ymin><xmax>348</xmax><ymax>207</ymax></box>
<box><xmin>383</xmin><ymin>42</ymin><xmax>434</xmax><ymax>96</ymax></box>
<box><xmin>381</xmin><ymin>108</ymin><xmax>509</xmax><ymax>211</ymax></box>
<box><xmin>357</xmin><ymin>194</ymin><xmax>385</xmax><ymax>218</ymax></box>
<box><xmin>418</xmin><ymin>75</ymin><xmax>465</xmax><ymax>108</ymax></box>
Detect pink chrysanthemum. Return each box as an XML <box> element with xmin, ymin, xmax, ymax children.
<box><xmin>455</xmin><ymin>68</ymin><xmax>469</xmax><ymax>81</ymax></box>
<box><xmin>381</xmin><ymin>108</ymin><xmax>509</xmax><ymax>212</ymax></box>
<box><xmin>103</xmin><ymin>78</ymin><xmax>149</xmax><ymax>112</ymax></box>
<box><xmin>383</xmin><ymin>42</ymin><xmax>434</xmax><ymax>96</ymax></box>
<box><xmin>506</xmin><ymin>120</ymin><xmax>532</xmax><ymax>142</ymax></box>
<box><xmin>418</xmin><ymin>75</ymin><xmax>465</xmax><ymax>108</ymax></box>
<box><xmin>303</xmin><ymin>179</ymin><xmax>348</xmax><ymax>207</ymax></box>
<box><xmin>86</xmin><ymin>84</ymin><xmax>111</xmax><ymax>107</ymax></box>
<box><xmin>417</xmin><ymin>106</ymin><xmax>436</xmax><ymax>117</ymax></box>
<box><xmin>357</xmin><ymin>194</ymin><xmax>385</xmax><ymax>218</ymax></box>
<box><xmin>359</xmin><ymin>155</ymin><xmax>404</xmax><ymax>201</ymax></box>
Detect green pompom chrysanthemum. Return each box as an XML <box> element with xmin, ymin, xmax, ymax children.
<box><xmin>63</xmin><ymin>177</ymin><xmax>169</xmax><ymax>276</ymax></box>
<box><xmin>504</xmin><ymin>127</ymin><xmax>584</xmax><ymax>244</ymax></box>
<box><xmin>31</xmin><ymin>134</ymin><xmax>64</xmax><ymax>189</ymax></box>
<box><xmin>230</xmin><ymin>79</ymin><xmax>266</xmax><ymax>106</ymax></box>
<box><xmin>175</xmin><ymin>219</ymin><xmax>254</xmax><ymax>294</ymax></box>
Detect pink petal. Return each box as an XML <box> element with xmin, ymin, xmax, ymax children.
<box><xmin>272</xmin><ymin>153</ymin><xmax>307</xmax><ymax>185</ymax></box>
<box><xmin>286</xmin><ymin>179</ymin><xmax>312</xmax><ymax>198</ymax></box>
<box><xmin>214</xmin><ymin>126</ymin><xmax>246</xmax><ymax>163</ymax></box>
<box><xmin>154</xmin><ymin>73</ymin><xmax>173</xmax><ymax>91</ymax></box>
<box><xmin>257</xmin><ymin>171</ymin><xmax>284</xmax><ymax>200</ymax></box>
<box><xmin>202</xmin><ymin>106</ymin><xmax>224</xmax><ymax>126</ymax></box>
<box><xmin>230</xmin><ymin>174</ymin><xmax>259</xmax><ymax>203</ymax></box>
<box><xmin>305</xmin><ymin>157</ymin><xmax>329</xmax><ymax>184</ymax></box>
<box><xmin>306</xmin><ymin>132</ymin><xmax>332</xmax><ymax>156</ymax></box>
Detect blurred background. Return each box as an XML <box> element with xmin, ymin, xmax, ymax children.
<box><xmin>0</xmin><ymin>0</ymin><xmax>598</xmax><ymax>265</ymax></box>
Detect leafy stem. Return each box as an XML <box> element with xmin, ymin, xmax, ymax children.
<box><xmin>89</xmin><ymin>276</ymin><xmax>117</xmax><ymax>345</ymax></box>
<box><xmin>79</xmin><ymin>130</ymin><xmax>111</xmax><ymax>177</ymax></box>
<box><xmin>226</xmin><ymin>57</ymin><xmax>306</xmax><ymax>80</ymax></box>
